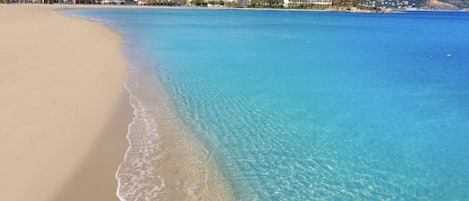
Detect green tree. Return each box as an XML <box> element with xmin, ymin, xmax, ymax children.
<box><xmin>224</xmin><ymin>1</ymin><xmax>237</xmax><ymax>7</ymax></box>
<box><xmin>191</xmin><ymin>0</ymin><xmax>207</xmax><ymax>6</ymax></box>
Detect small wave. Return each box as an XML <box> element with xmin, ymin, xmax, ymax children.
<box><xmin>116</xmin><ymin>69</ymin><xmax>166</xmax><ymax>201</ymax></box>
<box><xmin>115</xmin><ymin>65</ymin><xmax>235</xmax><ymax>201</ymax></box>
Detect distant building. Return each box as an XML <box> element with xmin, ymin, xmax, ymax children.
<box><xmin>237</xmin><ymin>0</ymin><xmax>248</xmax><ymax>7</ymax></box>
<box><xmin>7</xmin><ymin>0</ymin><xmax>74</xmax><ymax>3</ymax></box>
<box><xmin>284</xmin><ymin>0</ymin><xmax>332</xmax><ymax>7</ymax></box>
<box><xmin>374</xmin><ymin>0</ymin><xmax>415</xmax><ymax>9</ymax></box>
<box><xmin>137</xmin><ymin>0</ymin><xmax>184</xmax><ymax>5</ymax></box>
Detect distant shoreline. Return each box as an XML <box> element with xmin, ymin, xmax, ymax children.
<box><xmin>4</xmin><ymin>3</ymin><xmax>468</xmax><ymax>13</ymax></box>
<box><xmin>6</xmin><ymin>3</ymin><xmax>391</xmax><ymax>13</ymax></box>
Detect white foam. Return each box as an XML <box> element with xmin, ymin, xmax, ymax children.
<box><xmin>116</xmin><ymin>69</ymin><xmax>166</xmax><ymax>201</ymax></box>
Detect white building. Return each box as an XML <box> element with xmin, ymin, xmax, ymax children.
<box><xmin>283</xmin><ymin>0</ymin><xmax>332</xmax><ymax>7</ymax></box>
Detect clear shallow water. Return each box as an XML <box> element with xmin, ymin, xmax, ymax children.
<box><xmin>66</xmin><ymin>9</ymin><xmax>469</xmax><ymax>200</ymax></box>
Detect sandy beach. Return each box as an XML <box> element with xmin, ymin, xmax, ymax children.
<box><xmin>0</xmin><ymin>4</ymin><xmax>130</xmax><ymax>201</ymax></box>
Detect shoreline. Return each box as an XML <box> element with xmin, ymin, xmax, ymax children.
<box><xmin>112</xmin><ymin>14</ymin><xmax>237</xmax><ymax>200</ymax></box>
<box><xmin>0</xmin><ymin>4</ymin><xmax>235</xmax><ymax>201</ymax></box>
<box><xmin>114</xmin><ymin>59</ymin><xmax>236</xmax><ymax>200</ymax></box>
<box><xmin>0</xmin><ymin>4</ymin><xmax>130</xmax><ymax>201</ymax></box>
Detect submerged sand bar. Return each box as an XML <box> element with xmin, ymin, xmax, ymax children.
<box><xmin>0</xmin><ymin>5</ymin><xmax>129</xmax><ymax>201</ymax></box>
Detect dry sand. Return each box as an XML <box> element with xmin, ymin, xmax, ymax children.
<box><xmin>0</xmin><ymin>4</ymin><xmax>130</xmax><ymax>201</ymax></box>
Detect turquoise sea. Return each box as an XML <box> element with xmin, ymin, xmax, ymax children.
<box><xmin>66</xmin><ymin>9</ymin><xmax>469</xmax><ymax>200</ymax></box>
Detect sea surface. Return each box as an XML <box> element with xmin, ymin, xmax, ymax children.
<box><xmin>65</xmin><ymin>9</ymin><xmax>469</xmax><ymax>200</ymax></box>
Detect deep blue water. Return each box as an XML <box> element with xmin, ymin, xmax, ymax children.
<box><xmin>66</xmin><ymin>9</ymin><xmax>469</xmax><ymax>200</ymax></box>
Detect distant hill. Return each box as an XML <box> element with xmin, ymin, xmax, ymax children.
<box><xmin>440</xmin><ymin>0</ymin><xmax>469</xmax><ymax>8</ymax></box>
<box><xmin>336</xmin><ymin>0</ymin><xmax>468</xmax><ymax>10</ymax></box>
<box><xmin>420</xmin><ymin>0</ymin><xmax>469</xmax><ymax>9</ymax></box>
<box><xmin>423</xmin><ymin>0</ymin><xmax>458</xmax><ymax>9</ymax></box>
<box><xmin>398</xmin><ymin>0</ymin><xmax>468</xmax><ymax>9</ymax></box>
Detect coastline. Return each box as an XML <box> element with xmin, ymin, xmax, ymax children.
<box><xmin>0</xmin><ymin>4</ymin><xmax>130</xmax><ymax>201</ymax></box>
<box><xmin>109</xmin><ymin>9</ymin><xmax>236</xmax><ymax>199</ymax></box>
<box><xmin>115</xmin><ymin>58</ymin><xmax>236</xmax><ymax>200</ymax></box>
<box><xmin>0</xmin><ymin>4</ymin><xmax>235</xmax><ymax>201</ymax></box>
